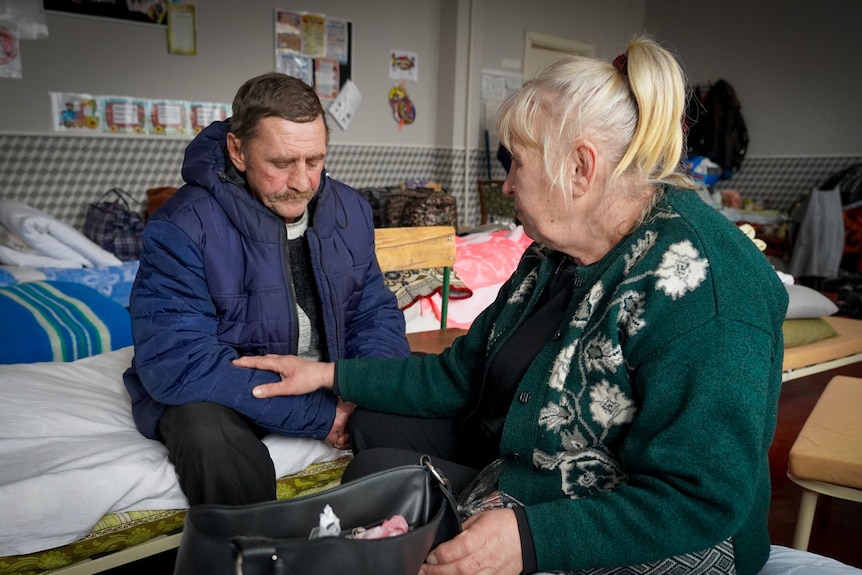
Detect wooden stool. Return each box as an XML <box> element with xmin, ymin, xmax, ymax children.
<box><xmin>787</xmin><ymin>375</ymin><xmax>862</xmax><ymax>550</ymax></box>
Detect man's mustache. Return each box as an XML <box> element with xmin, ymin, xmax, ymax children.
<box><xmin>269</xmin><ymin>189</ymin><xmax>315</xmax><ymax>201</ymax></box>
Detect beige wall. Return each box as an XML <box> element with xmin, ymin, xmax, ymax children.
<box><xmin>644</xmin><ymin>0</ymin><xmax>862</xmax><ymax>156</ymax></box>
<box><xmin>2</xmin><ymin>0</ymin><xmax>857</xmax><ymax>156</ymax></box>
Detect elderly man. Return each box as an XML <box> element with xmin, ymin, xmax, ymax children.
<box><xmin>123</xmin><ymin>73</ymin><xmax>409</xmax><ymax>505</ymax></box>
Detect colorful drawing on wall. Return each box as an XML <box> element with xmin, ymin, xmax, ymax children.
<box><xmin>43</xmin><ymin>0</ymin><xmax>173</xmax><ymax>26</ymax></box>
<box><xmin>189</xmin><ymin>102</ymin><xmax>231</xmax><ymax>134</ymax></box>
<box><xmin>389</xmin><ymin>50</ymin><xmax>418</xmax><ymax>82</ymax></box>
<box><xmin>0</xmin><ymin>25</ymin><xmax>21</xmax><ymax>79</ymax></box>
<box><xmin>149</xmin><ymin>99</ymin><xmax>189</xmax><ymax>135</ymax></box>
<box><xmin>104</xmin><ymin>97</ymin><xmax>146</xmax><ymax>133</ymax></box>
<box><xmin>388</xmin><ymin>84</ymin><xmax>415</xmax><ymax>128</ymax></box>
<box><xmin>50</xmin><ymin>92</ymin><xmax>101</xmax><ymax>131</ymax></box>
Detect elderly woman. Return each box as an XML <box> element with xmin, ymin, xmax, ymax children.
<box><xmin>235</xmin><ymin>36</ymin><xmax>788</xmax><ymax>575</ymax></box>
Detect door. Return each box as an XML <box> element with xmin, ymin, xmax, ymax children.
<box><xmin>523</xmin><ymin>31</ymin><xmax>594</xmax><ymax>80</ymax></box>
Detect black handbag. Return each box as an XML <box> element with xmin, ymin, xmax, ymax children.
<box><xmin>174</xmin><ymin>456</ymin><xmax>462</xmax><ymax>575</ymax></box>
<box><xmin>83</xmin><ymin>187</ymin><xmax>144</xmax><ymax>261</ymax></box>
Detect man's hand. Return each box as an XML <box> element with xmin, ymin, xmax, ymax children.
<box><xmin>419</xmin><ymin>509</ymin><xmax>522</xmax><ymax>575</ymax></box>
<box><xmin>326</xmin><ymin>399</ymin><xmax>356</xmax><ymax>450</ymax></box>
<box><xmin>232</xmin><ymin>354</ymin><xmax>335</xmax><ymax>397</ymax></box>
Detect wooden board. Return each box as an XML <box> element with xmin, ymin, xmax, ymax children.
<box><xmin>374</xmin><ymin>226</ymin><xmax>456</xmax><ymax>272</ymax></box>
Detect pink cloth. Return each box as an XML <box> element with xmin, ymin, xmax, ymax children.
<box><xmin>420</xmin><ymin>226</ymin><xmax>532</xmax><ymax>329</ymax></box>
<box><xmin>453</xmin><ymin>227</ymin><xmax>532</xmax><ymax>290</ymax></box>
<box><xmin>352</xmin><ymin>515</ymin><xmax>410</xmax><ymax>540</ymax></box>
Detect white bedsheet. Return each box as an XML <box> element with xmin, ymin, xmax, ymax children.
<box><xmin>0</xmin><ymin>346</ymin><xmax>345</xmax><ymax>556</ymax></box>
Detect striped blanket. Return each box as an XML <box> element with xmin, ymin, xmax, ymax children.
<box><xmin>0</xmin><ymin>280</ymin><xmax>131</xmax><ymax>364</ymax></box>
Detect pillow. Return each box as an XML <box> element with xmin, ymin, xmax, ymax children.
<box><xmin>785</xmin><ymin>284</ymin><xmax>838</xmax><ymax>319</ymax></box>
<box><xmin>0</xmin><ymin>280</ymin><xmax>131</xmax><ymax>364</ymax></box>
<box><xmin>782</xmin><ymin>318</ymin><xmax>840</xmax><ymax>348</ymax></box>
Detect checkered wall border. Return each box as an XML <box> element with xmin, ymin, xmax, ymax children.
<box><xmin>0</xmin><ymin>134</ymin><xmax>495</xmax><ymax>230</ymax></box>
<box><xmin>1</xmin><ymin>134</ymin><xmax>858</xmax><ymax>231</ymax></box>
<box><xmin>715</xmin><ymin>156</ymin><xmax>862</xmax><ymax>214</ymax></box>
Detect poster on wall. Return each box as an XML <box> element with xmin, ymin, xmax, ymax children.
<box><xmin>314</xmin><ymin>57</ymin><xmax>340</xmax><ymax>101</ymax></box>
<box><xmin>104</xmin><ymin>96</ymin><xmax>147</xmax><ymax>133</ymax></box>
<box><xmin>189</xmin><ymin>102</ymin><xmax>231</xmax><ymax>134</ymax></box>
<box><xmin>50</xmin><ymin>92</ymin><xmax>101</xmax><ymax>131</ymax></box>
<box><xmin>150</xmin><ymin>99</ymin><xmax>190</xmax><ymax>135</ymax></box>
<box><xmin>42</xmin><ymin>0</ymin><xmax>192</xmax><ymax>26</ymax></box>
<box><xmin>50</xmin><ymin>91</ymin><xmax>230</xmax><ymax>135</ymax></box>
<box><xmin>273</xmin><ymin>9</ymin><xmax>352</xmax><ymax>101</ymax></box>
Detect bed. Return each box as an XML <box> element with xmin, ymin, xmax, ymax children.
<box><xmin>0</xmin><ymin>344</ymin><xmax>350</xmax><ymax>575</ymax></box>
<box><xmin>782</xmin><ymin>315</ymin><xmax>862</xmax><ymax>381</ymax></box>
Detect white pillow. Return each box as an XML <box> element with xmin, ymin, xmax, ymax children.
<box><xmin>785</xmin><ymin>284</ymin><xmax>839</xmax><ymax>319</ymax></box>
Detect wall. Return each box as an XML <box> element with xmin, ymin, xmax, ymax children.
<box><xmin>644</xmin><ymin>0</ymin><xmax>862</xmax><ymax>157</ymax></box>
<box><xmin>0</xmin><ymin>0</ymin><xmax>644</xmax><ymax>229</ymax></box>
<box><xmin>642</xmin><ymin>0</ymin><xmax>862</xmax><ymax>213</ymax></box>
<box><xmin>1</xmin><ymin>0</ymin><xmax>445</xmax><ymax>146</ymax></box>
<box><xmin>2</xmin><ymin>0</ymin><xmax>858</xmax><ymax>228</ymax></box>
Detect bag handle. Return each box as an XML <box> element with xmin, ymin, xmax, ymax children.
<box><xmin>99</xmin><ymin>187</ymin><xmax>137</xmax><ymax>211</ymax></box>
<box><xmin>421</xmin><ymin>455</ymin><xmax>462</xmax><ymax>543</ymax></box>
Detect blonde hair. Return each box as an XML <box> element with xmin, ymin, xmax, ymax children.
<box><xmin>496</xmin><ymin>35</ymin><xmax>694</xmax><ymax>202</ymax></box>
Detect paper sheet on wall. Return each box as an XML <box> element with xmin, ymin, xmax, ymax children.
<box><xmin>314</xmin><ymin>57</ymin><xmax>340</xmax><ymax>101</ymax></box>
<box><xmin>0</xmin><ymin>22</ymin><xmax>21</xmax><ymax>78</ymax></box>
<box><xmin>167</xmin><ymin>3</ymin><xmax>196</xmax><ymax>55</ymax></box>
<box><xmin>328</xmin><ymin>79</ymin><xmax>361</xmax><ymax>131</ymax></box>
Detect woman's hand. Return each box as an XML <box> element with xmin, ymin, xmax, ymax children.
<box><xmin>232</xmin><ymin>354</ymin><xmax>335</xmax><ymax>397</ymax></box>
<box><xmin>419</xmin><ymin>508</ymin><xmax>522</xmax><ymax>575</ymax></box>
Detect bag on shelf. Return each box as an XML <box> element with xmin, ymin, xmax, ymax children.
<box><xmin>174</xmin><ymin>456</ymin><xmax>462</xmax><ymax>575</ymax></box>
<box><xmin>83</xmin><ymin>188</ymin><xmax>144</xmax><ymax>261</ymax></box>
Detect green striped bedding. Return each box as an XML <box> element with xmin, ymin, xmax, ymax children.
<box><xmin>0</xmin><ymin>281</ymin><xmax>132</xmax><ymax>364</ymax></box>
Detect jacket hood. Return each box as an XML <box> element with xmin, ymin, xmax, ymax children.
<box><xmin>180</xmin><ymin>119</ymin><xmax>343</xmax><ymax>241</ymax></box>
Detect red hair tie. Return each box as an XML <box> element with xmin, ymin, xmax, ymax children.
<box><xmin>613</xmin><ymin>53</ymin><xmax>628</xmax><ymax>75</ymax></box>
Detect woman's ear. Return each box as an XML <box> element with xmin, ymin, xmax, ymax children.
<box><xmin>226</xmin><ymin>132</ymin><xmax>247</xmax><ymax>171</ymax></box>
<box><xmin>571</xmin><ymin>140</ymin><xmax>598</xmax><ymax>195</ymax></box>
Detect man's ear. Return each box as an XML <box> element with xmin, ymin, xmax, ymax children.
<box><xmin>226</xmin><ymin>132</ymin><xmax>246</xmax><ymax>171</ymax></box>
<box><xmin>571</xmin><ymin>140</ymin><xmax>598</xmax><ymax>195</ymax></box>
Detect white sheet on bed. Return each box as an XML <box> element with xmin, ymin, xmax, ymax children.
<box><xmin>0</xmin><ymin>346</ymin><xmax>346</xmax><ymax>556</ymax></box>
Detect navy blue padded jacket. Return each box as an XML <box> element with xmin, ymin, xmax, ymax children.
<box><xmin>123</xmin><ymin>120</ymin><xmax>409</xmax><ymax>440</ymax></box>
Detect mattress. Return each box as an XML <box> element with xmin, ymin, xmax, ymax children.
<box><xmin>782</xmin><ymin>315</ymin><xmax>862</xmax><ymax>379</ymax></box>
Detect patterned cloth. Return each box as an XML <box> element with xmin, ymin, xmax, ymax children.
<box><xmin>383</xmin><ymin>267</ymin><xmax>472</xmax><ymax>310</ymax></box>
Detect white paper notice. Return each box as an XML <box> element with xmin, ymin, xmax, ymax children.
<box><xmin>328</xmin><ymin>79</ymin><xmax>362</xmax><ymax>130</ymax></box>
